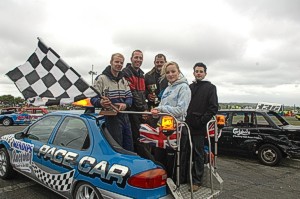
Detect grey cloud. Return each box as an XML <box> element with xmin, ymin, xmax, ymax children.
<box><xmin>227</xmin><ymin>0</ymin><xmax>300</xmax><ymax>22</ymax></box>
<box><xmin>112</xmin><ymin>24</ymin><xmax>246</xmax><ymax>64</ymax></box>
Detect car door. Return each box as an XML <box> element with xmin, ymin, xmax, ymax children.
<box><xmin>255</xmin><ymin>112</ymin><xmax>282</xmax><ymax>136</ymax></box>
<box><xmin>18</xmin><ymin>115</ymin><xmax>62</xmax><ymax>179</ymax></box>
<box><xmin>219</xmin><ymin>111</ymin><xmax>260</xmax><ymax>151</ymax></box>
<box><xmin>231</xmin><ymin>112</ymin><xmax>261</xmax><ymax>150</ymax></box>
<box><xmin>218</xmin><ymin>111</ymin><xmax>238</xmax><ymax>150</ymax></box>
<box><xmin>37</xmin><ymin>116</ymin><xmax>93</xmax><ymax>190</ymax></box>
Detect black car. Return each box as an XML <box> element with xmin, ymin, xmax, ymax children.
<box><xmin>216</xmin><ymin>109</ymin><xmax>300</xmax><ymax>166</ymax></box>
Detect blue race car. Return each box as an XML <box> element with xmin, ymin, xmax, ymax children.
<box><xmin>0</xmin><ymin>111</ymin><xmax>172</xmax><ymax>199</ymax></box>
<box><xmin>0</xmin><ymin>107</ymin><xmax>48</xmax><ymax>126</ymax></box>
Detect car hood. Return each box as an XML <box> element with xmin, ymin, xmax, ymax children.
<box><xmin>282</xmin><ymin>125</ymin><xmax>300</xmax><ymax>131</ymax></box>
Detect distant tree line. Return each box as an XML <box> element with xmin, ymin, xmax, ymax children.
<box><xmin>0</xmin><ymin>95</ymin><xmax>25</xmax><ymax>106</ymax></box>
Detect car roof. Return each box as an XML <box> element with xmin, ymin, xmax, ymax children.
<box><xmin>218</xmin><ymin>109</ymin><xmax>269</xmax><ymax>113</ymax></box>
<box><xmin>2</xmin><ymin>107</ymin><xmax>21</xmax><ymax>110</ymax></box>
<box><xmin>47</xmin><ymin>110</ymin><xmax>103</xmax><ymax>119</ymax></box>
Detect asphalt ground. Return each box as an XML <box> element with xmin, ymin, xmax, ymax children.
<box><xmin>1</xmin><ymin>125</ymin><xmax>300</xmax><ymax>199</ymax></box>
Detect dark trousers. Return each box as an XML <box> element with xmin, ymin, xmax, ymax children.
<box><xmin>105</xmin><ymin>114</ymin><xmax>133</xmax><ymax>152</ymax></box>
<box><xmin>154</xmin><ymin>126</ymin><xmax>189</xmax><ymax>184</ymax></box>
<box><xmin>191</xmin><ymin>134</ymin><xmax>205</xmax><ymax>185</ymax></box>
<box><xmin>129</xmin><ymin>114</ymin><xmax>155</xmax><ymax>161</ymax></box>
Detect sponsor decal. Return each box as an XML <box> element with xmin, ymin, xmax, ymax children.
<box><xmin>233</xmin><ymin>128</ymin><xmax>250</xmax><ymax>137</ymax></box>
<box><xmin>78</xmin><ymin>156</ymin><xmax>130</xmax><ymax>188</ymax></box>
<box><xmin>16</xmin><ymin>115</ymin><xmax>31</xmax><ymax>121</ymax></box>
<box><xmin>38</xmin><ymin>145</ymin><xmax>78</xmax><ymax>169</ymax></box>
<box><xmin>256</xmin><ymin>102</ymin><xmax>282</xmax><ymax>111</ymax></box>
<box><xmin>38</xmin><ymin>145</ymin><xmax>130</xmax><ymax>188</ymax></box>
<box><xmin>0</xmin><ymin>135</ymin><xmax>34</xmax><ymax>173</ymax></box>
<box><xmin>11</xmin><ymin>140</ymin><xmax>34</xmax><ymax>173</ymax></box>
<box><xmin>233</xmin><ymin>128</ymin><xmax>258</xmax><ymax>139</ymax></box>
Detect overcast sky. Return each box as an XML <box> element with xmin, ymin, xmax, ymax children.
<box><xmin>1</xmin><ymin>0</ymin><xmax>299</xmax><ymax>106</ymax></box>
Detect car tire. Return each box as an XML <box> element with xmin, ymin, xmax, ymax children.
<box><xmin>74</xmin><ymin>182</ymin><xmax>103</xmax><ymax>199</ymax></box>
<box><xmin>2</xmin><ymin>118</ymin><xmax>13</xmax><ymax>126</ymax></box>
<box><xmin>0</xmin><ymin>148</ymin><xmax>16</xmax><ymax>179</ymax></box>
<box><xmin>258</xmin><ymin>144</ymin><xmax>282</xmax><ymax>166</ymax></box>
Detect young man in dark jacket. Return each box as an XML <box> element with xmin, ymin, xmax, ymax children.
<box><xmin>186</xmin><ymin>62</ymin><xmax>218</xmax><ymax>192</ymax></box>
<box><xmin>145</xmin><ymin>53</ymin><xmax>168</xmax><ymax>110</ymax></box>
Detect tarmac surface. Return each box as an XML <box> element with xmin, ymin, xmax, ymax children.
<box><xmin>1</xmin><ymin>125</ymin><xmax>300</xmax><ymax>199</ymax></box>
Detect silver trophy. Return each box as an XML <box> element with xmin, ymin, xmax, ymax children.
<box><xmin>147</xmin><ymin>84</ymin><xmax>159</xmax><ymax>105</ymax></box>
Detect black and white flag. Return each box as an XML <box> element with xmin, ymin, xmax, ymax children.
<box><xmin>6</xmin><ymin>38</ymin><xmax>99</xmax><ymax>106</ymax></box>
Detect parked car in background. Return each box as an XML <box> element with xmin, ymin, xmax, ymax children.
<box><xmin>216</xmin><ymin>109</ymin><xmax>300</xmax><ymax>166</ymax></box>
<box><xmin>295</xmin><ymin>114</ymin><xmax>300</xmax><ymax>121</ymax></box>
<box><xmin>0</xmin><ymin>107</ymin><xmax>48</xmax><ymax>126</ymax></box>
<box><xmin>0</xmin><ymin>107</ymin><xmax>21</xmax><ymax>115</ymax></box>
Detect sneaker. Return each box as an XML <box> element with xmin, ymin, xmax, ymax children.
<box><xmin>188</xmin><ymin>184</ymin><xmax>201</xmax><ymax>192</ymax></box>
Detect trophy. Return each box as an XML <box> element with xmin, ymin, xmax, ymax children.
<box><xmin>99</xmin><ymin>87</ymin><xmax>118</xmax><ymax>116</ymax></box>
<box><xmin>147</xmin><ymin>84</ymin><xmax>159</xmax><ymax>106</ymax></box>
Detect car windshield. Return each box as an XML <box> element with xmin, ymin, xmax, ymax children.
<box><xmin>267</xmin><ymin>111</ymin><xmax>289</xmax><ymax>127</ymax></box>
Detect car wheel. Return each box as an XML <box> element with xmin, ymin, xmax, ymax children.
<box><xmin>2</xmin><ymin>118</ymin><xmax>13</xmax><ymax>126</ymax></box>
<box><xmin>0</xmin><ymin>148</ymin><xmax>15</xmax><ymax>179</ymax></box>
<box><xmin>258</xmin><ymin>144</ymin><xmax>282</xmax><ymax>166</ymax></box>
<box><xmin>74</xmin><ymin>182</ymin><xmax>103</xmax><ymax>199</ymax></box>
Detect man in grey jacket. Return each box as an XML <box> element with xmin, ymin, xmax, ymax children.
<box><xmin>91</xmin><ymin>53</ymin><xmax>133</xmax><ymax>151</ymax></box>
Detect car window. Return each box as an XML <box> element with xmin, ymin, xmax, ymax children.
<box><xmin>53</xmin><ymin>117</ymin><xmax>90</xmax><ymax>150</ymax></box>
<box><xmin>232</xmin><ymin>112</ymin><xmax>244</xmax><ymax>126</ymax></box>
<box><xmin>27</xmin><ymin>115</ymin><xmax>61</xmax><ymax>143</ymax></box>
<box><xmin>256</xmin><ymin>113</ymin><xmax>270</xmax><ymax>127</ymax></box>
<box><xmin>232</xmin><ymin>112</ymin><xmax>255</xmax><ymax>127</ymax></box>
<box><xmin>267</xmin><ymin>112</ymin><xmax>287</xmax><ymax>126</ymax></box>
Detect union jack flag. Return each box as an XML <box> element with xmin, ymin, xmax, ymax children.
<box><xmin>139</xmin><ymin>124</ymin><xmax>178</xmax><ymax>149</ymax></box>
<box><xmin>207</xmin><ymin>122</ymin><xmax>215</xmax><ymax>137</ymax></box>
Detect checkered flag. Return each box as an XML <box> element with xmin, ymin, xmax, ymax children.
<box><xmin>32</xmin><ymin>162</ymin><xmax>75</xmax><ymax>191</ymax></box>
<box><xmin>6</xmin><ymin>38</ymin><xmax>99</xmax><ymax>106</ymax></box>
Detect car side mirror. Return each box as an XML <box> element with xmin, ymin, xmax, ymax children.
<box><xmin>15</xmin><ymin>132</ymin><xmax>25</xmax><ymax>139</ymax></box>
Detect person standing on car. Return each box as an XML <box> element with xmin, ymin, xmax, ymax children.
<box><xmin>90</xmin><ymin>53</ymin><xmax>134</xmax><ymax>151</ymax></box>
<box><xmin>151</xmin><ymin>61</ymin><xmax>191</xmax><ymax>182</ymax></box>
<box><xmin>185</xmin><ymin>62</ymin><xmax>218</xmax><ymax>192</ymax></box>
<box><xmin>145</xmin><ymin>54</ymin><xmax>168</xmax><ymax>110</ymax></box>
<box><xmin>122</xmin><ymin>50</ymin><xmax>155</xmax><ymax>160</ymax></box>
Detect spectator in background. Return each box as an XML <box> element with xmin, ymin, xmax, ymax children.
<box><xmin>90</xmin><ymin>53</ymin><xmax>133</xmax><ymax>151</ymax></box>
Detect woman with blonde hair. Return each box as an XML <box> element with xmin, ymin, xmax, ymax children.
<box><xmin>151</xmin><ymin>61</ymin><xmax>191</xmax><ymax>182</ymax></box>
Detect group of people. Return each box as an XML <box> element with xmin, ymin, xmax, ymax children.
<box><xmin>90</xmin><ymin>50</ymin><xmax>218</xmax><ymax>192</ymax></box>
